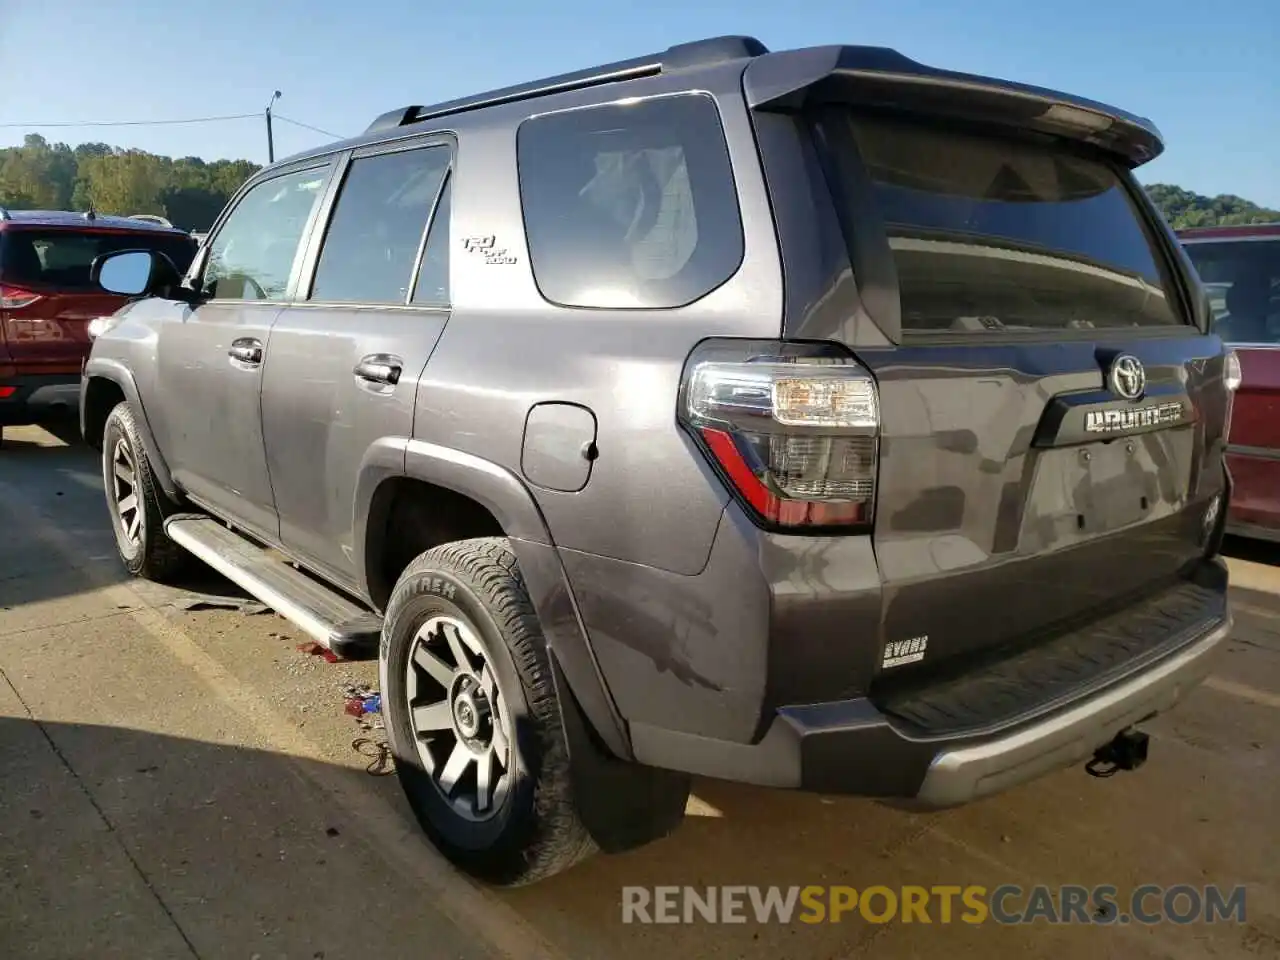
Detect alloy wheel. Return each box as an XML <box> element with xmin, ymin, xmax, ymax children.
<box><xmin>111</xmin><ymin>438</ymin><xmax>143</xmax><ymax>546</ymax></box>
<box><xmin>406</xmin><ymin>615</ymin><xmax>513</xmax><ymax>821</ymax></box>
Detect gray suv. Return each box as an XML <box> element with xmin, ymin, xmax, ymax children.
<box><xmin>82</xmin><ymin>35</ymin><xmax>1236</xmax><ymax>886</ymax></box>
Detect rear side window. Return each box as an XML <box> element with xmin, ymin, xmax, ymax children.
<box><xmin>517</xmin><ymin>93</ymin><xmax>743</xmax><ymax>309</ymax></box>
<box><xmin>310</xmin><ymin>144</ymin><xmax>451</xmax><ymax>304</ymax></box>
<box><xmin>832</xmin><ymin>112</ymin><xmax>1183</xmax><ymax>334</ymax></box>
<box><xmin>1182</xmin><ymin>238</ymin><xmax>1280</xmax><ymax>343</ymax></box>
<box><xmin>0</xmin><ymin>229</ymin><xmax>197</xmax><ymax>290</ymax></box>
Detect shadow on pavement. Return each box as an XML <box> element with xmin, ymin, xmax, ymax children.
<box><xmin>1223</xmin><ymin>534</ymin><xmax>1280</xmax><ymax>567</ymax></box>
<box><xmin>0</xmin><ymin>715</ymin><xmax>487</xmax><ymax>960</ymax></box>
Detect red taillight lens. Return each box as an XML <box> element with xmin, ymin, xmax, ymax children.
<box><xmin>0</xmin><ymin>284</ymin><xmax>41</xmax><ymax>309</ymax></box>
<box><xmin>679</xmin><ymin>340</ymin><xmax>880</xmax><ymax>531</ymax></box>
<box><xmin>0</xmin><ymin>386</ymin><xmax>16</xmax><ymax>398</ymax></box>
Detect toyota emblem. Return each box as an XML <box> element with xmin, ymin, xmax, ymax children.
<box><xmin>1108</xmin><ymin>355</ymin><xmax>1146</xmax><ymax>400</ymax></box>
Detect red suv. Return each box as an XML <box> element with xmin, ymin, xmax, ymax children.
<box><xmin>1179</xmin><ymin>223</ymin><xmax>1280</xmax><ymax>540</ymax></box>
<box><xmin>0</xmin><ymin>208</ymin><xmax>198</xmax><ymax>445</ymax></box>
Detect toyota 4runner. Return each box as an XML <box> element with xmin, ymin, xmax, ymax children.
<box><xmin>82</xmin><ymin>35</ymin><xmax>1236</xmax><ymax>886</ymax></box>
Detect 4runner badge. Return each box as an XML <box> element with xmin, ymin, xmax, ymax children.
<box><xmin>1084</xmin><ymin>400</ymin><xmax>1185</xmax><ymax>434</ymax></box>
<box><xmin>461</xmin><ymin>234</ymin><xmax>518</xmax><ymax>265</ymax></box>
<box><xmin>882</xmin><ymin>636</ymin><xmax>928</xmax><ymax>669</ymax></box>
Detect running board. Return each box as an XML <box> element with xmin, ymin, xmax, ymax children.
<box><xmin>164</xmin><ymin>515</ymin><xmax>381</xmax><ymax>660</ymax></box>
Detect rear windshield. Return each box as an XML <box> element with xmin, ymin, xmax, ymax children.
<box><xmin>832</xmin><ymin>112</ymin><xmax>1183</xmax><ymax>334</ymax></box>
<box><xmin>1181</xmin><ymin>238</ymin><xmax>1280</xmax><ymax>344</ymax></box>
<box><xmin>0</xmin><ymin>229</ymin><xmax>198</xmax><ymax>291</ymax></box>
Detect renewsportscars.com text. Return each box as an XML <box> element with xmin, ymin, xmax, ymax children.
<box><xmin>621</xmin><ymin>884</ymin><xmax>1247</xmax><ymax>926</ymax></box>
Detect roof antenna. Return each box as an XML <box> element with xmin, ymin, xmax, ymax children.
<box><xmin>84</xmin><ymin>200</ymin><xmax>97</xmax><ymax>222</ymax></box>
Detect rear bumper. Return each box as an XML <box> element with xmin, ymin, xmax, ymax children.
<box><xmin>912</xmin><ymin>617</ymin><xmax>1229</xmax><ymax>806</ymax></box>
<box><xmin>630</xmin><ymin>607</ymin><xmax>1230</xmax><ymax>807</ymax></box>
<box><xmin>0</xmin><ymin>372</ymin><xmax>82</xmax><ymax>425</ymax></box>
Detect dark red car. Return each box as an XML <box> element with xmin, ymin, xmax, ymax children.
<box><xmin>1179</xmin><ymin>222</ymin><xmax>1280</xmax><ymax>541</ymax></box>
<box><xmin>0</xmin><ymin>208</ymin><xmax>198</xmax><ymax>445</ymax></box>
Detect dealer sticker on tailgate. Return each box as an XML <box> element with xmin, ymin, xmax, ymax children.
<box><xmin>883</xmin><ymin>635</ymin><xmax>929</xmax><ymax>669</ymax></box>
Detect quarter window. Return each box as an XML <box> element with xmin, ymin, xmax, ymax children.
<box><xmin>311</xmin><ymin>145</ymin><xmax>451</xmax><ymax>304</ymax></box>
<box><xmin>517</xmin><ymin>93</ymin><xmax>744</xmax><ymax>309</ymax></box>
<box><xmin>202</xmin><ymin>166</ymin><xmax>327</xmax><ymax>301</ymax></box>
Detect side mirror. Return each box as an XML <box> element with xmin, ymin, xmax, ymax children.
<box><xmin>91</xmin><ymin>249</ymin><xmax>183</xmax><ymax>298</ymax></box>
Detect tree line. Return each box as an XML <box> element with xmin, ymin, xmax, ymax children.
<box><xmin>0</xmin><ymin>134</ymin><xmax>260</xmax><ymax>231</ymax></box>
<box><xmin>1144</xmin><ymin>183</ymin><xmax>1279</xmax><ymax>229</ymax></box>
<box><xmin>1</xmin><ymin>134</ymin><xmax>1276</xmax><ymax>233</ymax></box>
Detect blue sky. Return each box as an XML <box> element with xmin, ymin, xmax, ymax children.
<box><xmin>1</xmin><ymin>0</ymin><xmax>1276</xmax><ymax>205</ymax></box>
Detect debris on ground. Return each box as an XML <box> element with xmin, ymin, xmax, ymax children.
<box><xmin>340</xmin><ymin>682</ymin><xmax>384</xmax><ymax>730</ymax></box>
<box><xmin>352</xmin><ymin>737</ymin><xmax>394</xmax><ymax>776</ymax></box>
<box><xmin>343</xmin><ymin>692</ymin><xmax>381</xmax><ymax>717</ymax></box>
<box><xmin>171</xmin><ymin>592</ymin><xmax>270</xmax><ymax>615</ymax></box>
<box><xmin>297</xmin><ymin>640</ymin><xmax>342</xmax><ymax>663</ymax></box>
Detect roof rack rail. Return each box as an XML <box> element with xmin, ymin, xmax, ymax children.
<box><xmin>128</xmin><ymin>213</ymin><xmax>174</xmax><ymax>228</ymax></box>
<box><xmin>364</xmin><ymin>35</ymin><xmax>768</xmax><ymax>135</ymax></box>
<box><xmin>0</xmin><ymin>205</ymin><xmax>10</xmax><ymax>221</ymax></box>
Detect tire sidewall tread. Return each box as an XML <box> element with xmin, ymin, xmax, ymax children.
<box><xmin>101</xmin><ymin>402</ymin><xmax>188</xmax><ymax>582</ymax></box>
<box><xmin>382</xmin><ymin>536</ymin><xmax>596</xmax><ymax>886</ymax></box>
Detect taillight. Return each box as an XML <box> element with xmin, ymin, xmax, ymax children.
<box><xmin>0</xmin><ymin>386</ymin><xmax>15</xmax><ymax>398</ymax></box>
<box><xmin>679</xmin><ymin>339</ymin><xmax>880</xmax><ymax>531</ymax></box>
<box><xmin>1224</xmin><ymin>350</ymin><xmax>1242</xmax><ymax>393</ymax></box>
<box><xmin>0</xmin><ymin>284</ymin><xmax>41</xmax><ymax>309</ymax></box>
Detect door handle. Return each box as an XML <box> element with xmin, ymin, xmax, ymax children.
<box><xmin>228</xmin><ymin>338</ymin><xmax>263</xmax><ymax>365</ymax></box>
<box><xmin>354</xmin><ymin>355</ymin><xmax>402</xmax><ymax>386</ymax></box>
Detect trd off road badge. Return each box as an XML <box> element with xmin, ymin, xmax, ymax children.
<box><xmin>882</xmin><ymin>635</ymin><xmax>928</xmax><ymax>669</ymax></box>
<box><xmin>461</xmin><ymin>234</ymin><xmax>518</xmax><ymax>265</ymax></box>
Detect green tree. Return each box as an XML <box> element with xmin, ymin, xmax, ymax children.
<box><xmin>0</xmin><ymin>138</ymin><xmax>260</xmax><ymax>227</ymax></box>
<box><xmin>1145</xmin><ymin>183</ymin><xmax>1280</xmax><ymax>228</ymax></box>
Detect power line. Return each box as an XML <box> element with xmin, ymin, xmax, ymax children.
<box><xmin>0</xmin><ymin>112</ymin><xmax>258</xmax><ymax>129</ymax></box>
<box><xmin>275</xmin><ymin>115</ymin><xmax>345</xmax><ymax>140</ymax></box>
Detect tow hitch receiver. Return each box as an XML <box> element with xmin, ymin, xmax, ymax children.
<box><xmin>1085</xmin><ymin>728</ymin><xmax>1150</xmax><ymax>778</ymax></box>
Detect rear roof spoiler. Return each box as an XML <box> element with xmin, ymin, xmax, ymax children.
<box><xmin>743</xmin><ymin>46</ymin><xmax>1164</xmax><ymax>166</ymax></box>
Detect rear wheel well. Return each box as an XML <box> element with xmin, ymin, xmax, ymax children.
<box><xmin>366</xmin><ymin>478</ymin><xmax>505</xmax><ymax>610</ymax></box>
<box><xmin>82</xmin><ymin>377</ymin><xmax>127</xmax><ymax>450</ymax></box>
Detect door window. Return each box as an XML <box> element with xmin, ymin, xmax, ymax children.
<box><xmin>201</xmin><ymin>166</ymin><xmax>328</xmax><ymax>301</ymax></box>
<box><xmin>411</xmin><ymin>175</ymin><xmax>451</xmax><ymax>307</ymax></box>
<box><xmin>310</xmin><ymin>145</ymin><xmax>451</xmax><ymax>304</ymax></box>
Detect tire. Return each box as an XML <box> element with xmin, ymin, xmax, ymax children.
<box><xmin>101</xmin><ymin>402</ymin><xmax>189</xmax><ymax>581</ymax></box>
<box><xmin>381</xmin><ymin>537</ymin><xmax>597</xmax><ymax>886</ymax></box>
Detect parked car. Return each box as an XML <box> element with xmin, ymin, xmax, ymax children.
<box><xmin>0</xmin><ymin>208</ymin><xmax>198</xmax><ymax>445</ymax></box>
<box><xmin>1178</xmin><ymin>223</ymin><xmax>1280</xmax><ymax>541</ymax></box>
<box><xmin>82</xmin><ymin>35</ymin><xmax>1236</xmax><ymax>886</ymax></box>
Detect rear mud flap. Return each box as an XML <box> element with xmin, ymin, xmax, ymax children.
<box><xmin>550</xmin><ymin>654</ymin><xmax>691</xmax><ymax>854</ymax></box>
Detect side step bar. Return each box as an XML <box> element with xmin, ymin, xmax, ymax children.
<box><xmin>164</xmin><ymin>515</ymin><xmax>381</xmax><ymax>659</ymax></box>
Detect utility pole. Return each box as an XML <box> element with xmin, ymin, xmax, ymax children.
<box><xmin>265</xmin><ymin>90</ymin><xmax>282</xmax><ymax>163</ymax></box>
